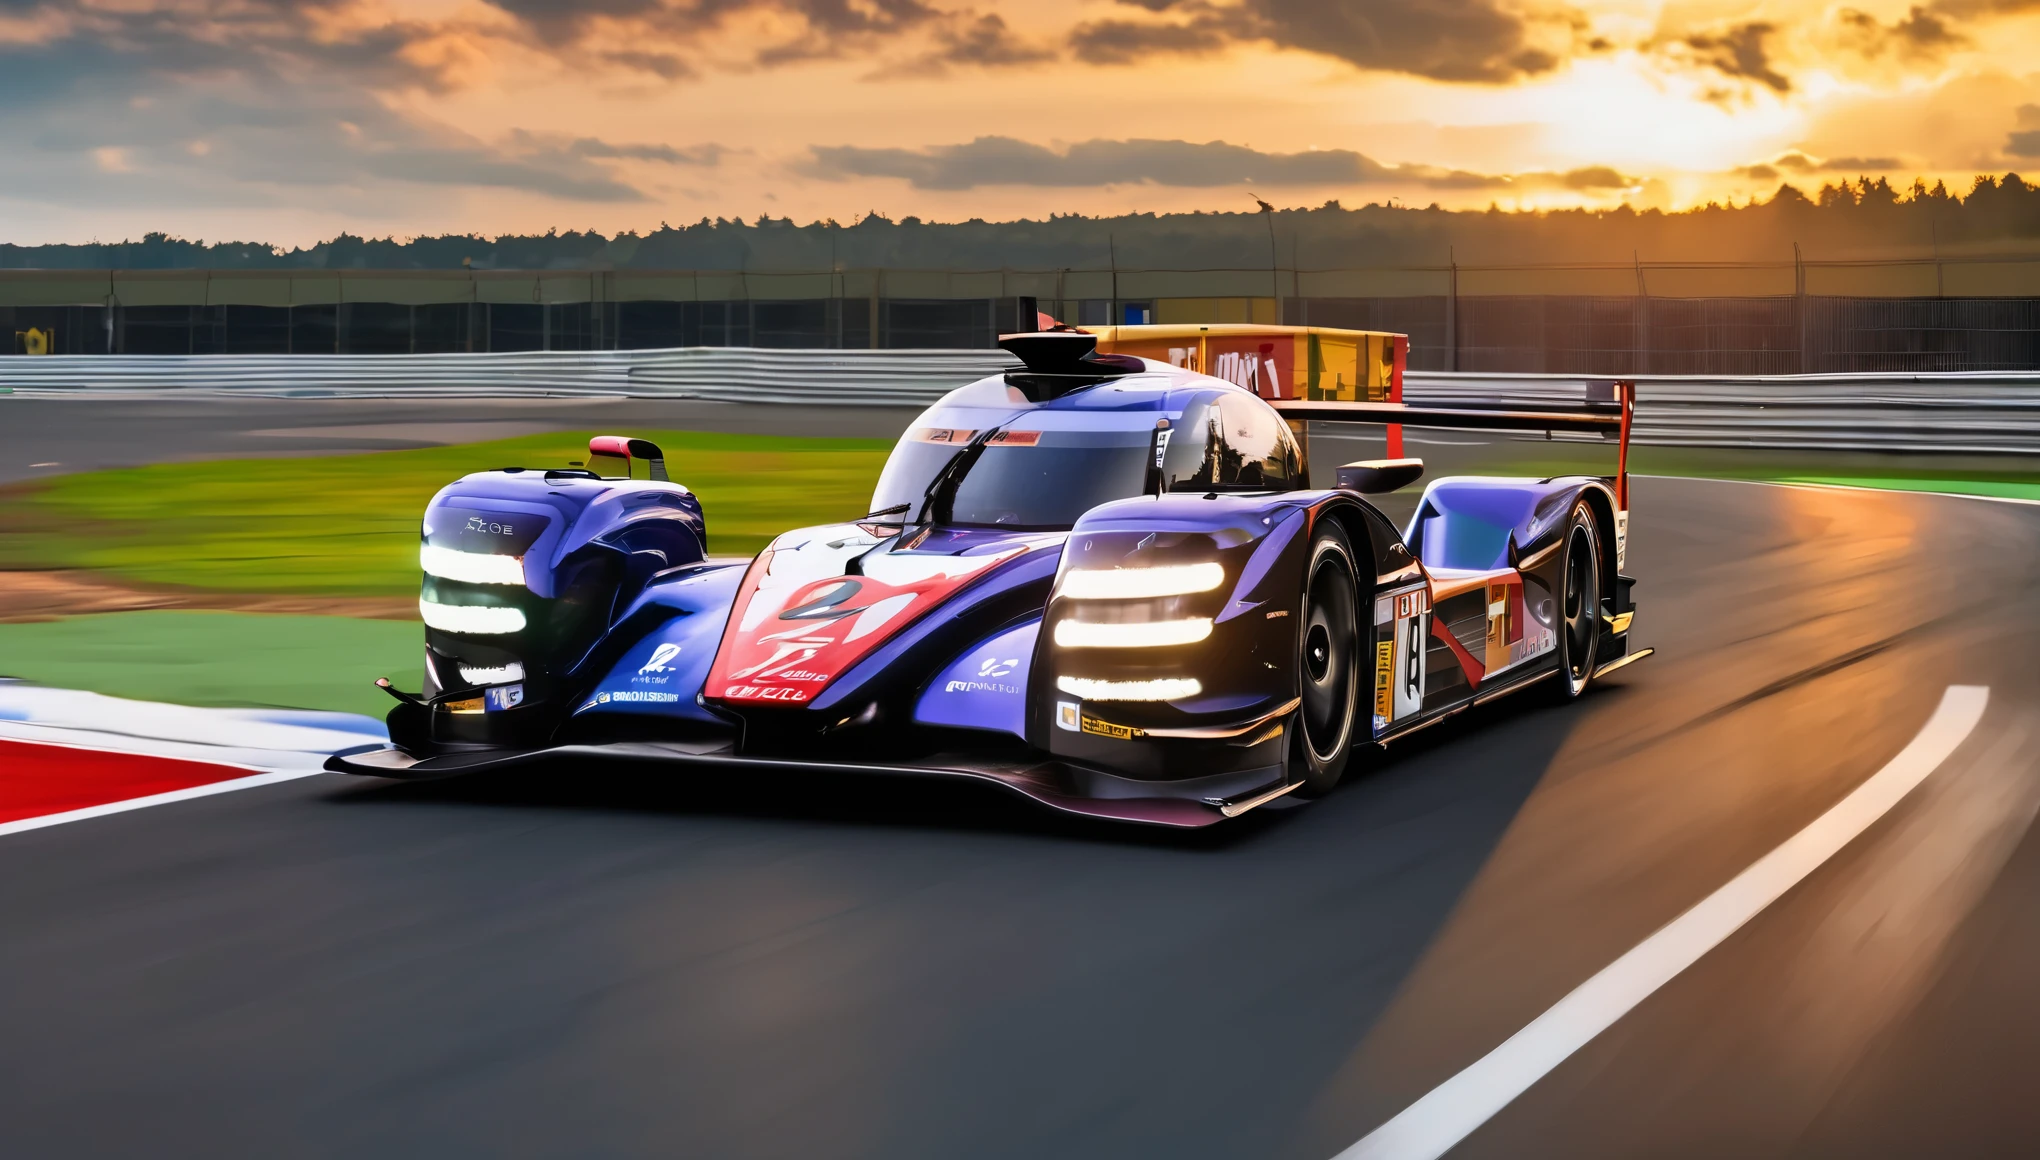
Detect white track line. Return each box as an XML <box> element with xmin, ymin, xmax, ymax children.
<box><xmin>1638</xmin><ymin>473</ymin><xmax>2040</xmax><ymax>509</ymax></box>
<box><xmin>1336</xmin><ymin>683</ymin><xmax>1989</xmax><ymax>1160</ymax></box>
<box><xmin>0</xmin><ymin>769</ymin><xmax>323</xmax><ymax>838</ymax></box>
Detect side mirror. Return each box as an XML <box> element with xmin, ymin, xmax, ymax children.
<box><xmin>587</xmin><ymin>436</ymin><xmax>669</xmax><ymax>482</ymax></box>
<box><xmin>1335</xmin><ymin>458</ymin><xmax>1424</xmax><ymax>494</ymax></box>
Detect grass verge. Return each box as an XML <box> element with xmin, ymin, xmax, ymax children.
<box><xmin>0</xmin><ymin>610</ymin><xmax>420</xmax><ymax>718</ymax></box>
<box><xmin>0</xmin><ymin>430</ymin><xmax>891</xmax><ymax>597</ymax></box>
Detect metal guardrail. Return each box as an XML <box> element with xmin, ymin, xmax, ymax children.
<box><xmin>1406</xmin><ymin>371</ymin><xmax>2040</xmax><ymax>454</ymax></box>
<box><xmin>0</xmin><ymin>350</ymin><xmax>646</xmax><ymax>396</ymax></box>
<box><xmin>7</xmin><ymin>349</ymin><xmax>2040</xmax><ymax>454</ymax></box>
<box><xmin>0</xmin><ymin>348</ymin><xmax>1018</xmax><ymax>404</ymax></box>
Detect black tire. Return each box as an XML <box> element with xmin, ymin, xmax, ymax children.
<box><xmin>1291</xmin><ymin>523</ymin><xmax>1361</xmax><ymax>796</ymax></box>
<box><xmin>1556</xmin><ymin>502</ymin><xmax>1601</xmax><ymax>699</ymax></box>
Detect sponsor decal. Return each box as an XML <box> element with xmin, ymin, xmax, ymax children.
<box><xmin>638</xmin><ymin>643</ymin><xmax>681</xmax><ymax>675</ymax></box>
<box><xmin>1080</xmin><ymin>713</ymin><xmax>1145</xmax><ymax>741</ymax></box>
<box><xmin>465</xmin><ymin>516</ymin><xmax>516</xmax><ymax>536</ymax></box>
<box><xmin>1396</xmin><ymin>608</ymin><xmax>1427</xmax><ymax>719</ymax></box>
<box><xmin>1056</xmin><ymin>700</ymin><xmax>1081</xmax><ymax>731</ymax></box>
<box><xmin>944</xmin><ymin>679</ymin><xmax>1022</xmax><ymax>695</ymax></box>
<box><xmin>721</xmin><ymin>685</ymin><xmax>808</xmax><ymax>702</ymax></box>
<box><xmin>1212</xmin><ymin>350</ymin><xmax>1281</xmax><ymax>397</ymax></box>
<box><xmin>911</xmin><ymin>427</ymin><xmax>978</xmax><ymax>444</ymax></box>
<box><xmin>484</xmin><ymin>684</ymin><xmax>524</xmax><ymax>712</ymax></box>
<box><xmin>706</xmin><ymin>545</ymin><xmax>1025</xmax><ymax>708</ymax></box>
<box><xmin>987</xmin><ymin>430</ymin><xmax>1041</xmax><ymax>446</ymax></box>
<box><xmin>1374</xmin><ymin>639</ymin><xmax>1393</xmax><ymax>726</ymax></box>
<box><xmin>1375</xmin><ymin>584</ymin><xmax>1429</xmax><ymax>722</ymax></box>
<box><xmin>942</xmin><ymin>657</ymin><xmax>1024</xmax><ymax>696</ymax></box>
<box><xmin>605</xmin><ymin>690</ymin><xmax>681</xmax><ymax>703</ymax></box>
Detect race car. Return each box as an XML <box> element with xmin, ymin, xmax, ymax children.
<box><xmin>330</xmin><ymin>329</ymin><xmax>1649</xmax><ymax>827</ymax></box>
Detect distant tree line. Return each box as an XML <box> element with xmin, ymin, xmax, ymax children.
<box><xmin>7</xmin><ymin>175</ymin><xmax>2039</xmax><ymax>272</ymax></box>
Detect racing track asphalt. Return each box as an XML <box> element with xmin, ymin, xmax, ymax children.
<box><xmin>5</xmin><ymin>475</ymin><xmax>2040</xmax><ymax>1157</ymax></box>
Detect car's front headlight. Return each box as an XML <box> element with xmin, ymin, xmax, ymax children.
<box><xmin>1052</xmin><ymin>617</ymin><xmax>1212</xmax><ymax>648</ymax></box>
<box><xmin>421</xmin><ymin>544</ymin><xmax>527</xmax><ymax>586</ymax></box>
<box><xmin>1058</xmin><ymin>561</ymin><xmax>1225</xmax><ymax>600</ymax></box>
<box><xmin>418</xmin><ymin>599</ymin><xmax>527</xmax><ymax>635</ymax></box>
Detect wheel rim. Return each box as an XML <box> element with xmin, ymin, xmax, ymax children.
<box><xmin>1563</xmin><ymin>523</ymin><xmax>1598</xmax><ymax>684</ymax></box>
<box><xmin>1300</xmin><ymin>549</ymin><xmax>1356</xmax><ymax>761</ymax></box>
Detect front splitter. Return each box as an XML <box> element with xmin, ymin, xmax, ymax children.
<box><xmin>326</xmin><ymin>741</ymin><xmax>1295</xmax><ymax>828</ymax></box>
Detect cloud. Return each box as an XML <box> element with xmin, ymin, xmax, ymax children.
<box><xmin>1731</xmin><ymin>151</ymin><xmax>1907</xmax><ymax>180</ymax></box>
<box><xmin>803</xmin><ymin>135</ymin><xmax>1631</xmax><ymax>192</ymax></box>
<box><xmin>0</xmin><ymin>5</ymin><xmax>661</xmax><ymax>208</ymax></box>
<box><xmin>2010</xmin><ymin>104</ymin><xmax>2040</xmax><ymax>157</ymax></box>
<box><xmin>1560</xmin><ymin>165</ymin><xmax>1629</xmax><ymax>189</ymax></box>
<box><xmin>488</xmin><ymin>0</ymin><xmax>1017</xmax><ymax>70</ymax></box>
<box><xmin>1071</xmin><ymin>0</ymin><xmax>1568</xmax><ymax>84</ymax></box>
<box><xmin>923</xmin><ymin>12</ymin><xmax>1055</xmax><ymax>66</ymax></box>
<box><xmin>1679</xmin><ymin>22</ymin><xmax>1791</xmax><ymax>93</ymax></box>
<box><xmin>559</xmin><ymin>135</ymin><xmax>725</xmax><ymax>164</ymax></box>
<box><xmin>1836</xmin><ymin>5</ymin><xmax>1966</xmax><ymax>60</ymax></box>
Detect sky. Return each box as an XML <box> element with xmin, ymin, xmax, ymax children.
<box><xmin>2</xmin><ymin>0</ymin><xmax>2039</xmax><ymax>245</ymax></box>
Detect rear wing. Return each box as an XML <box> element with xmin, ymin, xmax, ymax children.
<box><xmin>1269</xmin><ymin>380</ymin><xmax>1636</xmax><ymax>512</ymax></box>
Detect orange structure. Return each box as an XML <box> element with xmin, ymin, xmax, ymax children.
<box><xmin>1085</xmin><ymin>322</ymin><xmax>1412</xmax><ymax>454</ymax></box>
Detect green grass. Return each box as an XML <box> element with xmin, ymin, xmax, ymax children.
<box><xmin>0</xmin><ymin>430</ymin><xmax>892</xmax><ymax>597</ymax></box>
<box><xmin>0</xmin><ymin>611</ymin><xmax>421</xmax><ymax>717</ymax></box>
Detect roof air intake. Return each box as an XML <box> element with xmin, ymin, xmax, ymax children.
<box><xmin>998</xmin><ymin>330</ymin><xmax>1145</xmax><ymax>400</ymax></box>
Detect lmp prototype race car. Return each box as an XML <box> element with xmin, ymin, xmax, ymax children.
<box><xmin>331</xmin><ymin>327</ymin><xmax>1649</xmax><ymax>827</ymax></box>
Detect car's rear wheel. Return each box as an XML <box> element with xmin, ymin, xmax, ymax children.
<box><xmin>1556</xmin><ymin>501</ymin><xmax>1601</xmax><ymax>699</ymax></box>
<box><xmin>1291</xmin><ymin>523</ymin><xmax>1360</xmax><ymax>796</ymax></box>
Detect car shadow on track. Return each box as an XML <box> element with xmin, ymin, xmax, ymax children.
<box><xmin>305</xmin><ymin>684</ymin><xmax>1605</xmax><ymax>1160</ymax></box>
<box><xmin>321</xmin><ymin>678</ymin><xmax>1606</xmax><ymax>856</ymax></box>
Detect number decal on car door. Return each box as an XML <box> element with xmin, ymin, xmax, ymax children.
<box><xmin>1374</xmin><ymin>585</ymin><xmax>1430</xmax><ymax>731</ymax></box>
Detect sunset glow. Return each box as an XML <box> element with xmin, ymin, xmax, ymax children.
<box><xmin>3</xmin><ymin>0</ymin><xmax>2039</xmax><ymax>242</ymax></box>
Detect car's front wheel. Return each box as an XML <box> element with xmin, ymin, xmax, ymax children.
<box><xmin>1291</xmin><ymin>523</ymin><xmax>1361</xmax><ymax>796</ymax></box>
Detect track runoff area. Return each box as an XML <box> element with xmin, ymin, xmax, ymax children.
<box><xmin>6</xmin><ymin>449</ymin><xmax>2040</xmax><ymax>1154</ymax></box>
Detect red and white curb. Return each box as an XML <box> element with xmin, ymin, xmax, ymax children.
<box><xmin>0</xmin><ymin>682</ymin><xmax>384</xmax><ymax>836</ymax></box>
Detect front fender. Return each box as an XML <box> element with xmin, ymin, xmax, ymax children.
<box><xmin>1032</xmin><ymin>493</ymin><xmax>1313</xmax><ymax>777</ymax></box>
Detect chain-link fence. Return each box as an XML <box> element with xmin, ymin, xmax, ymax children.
<box><xmin>5</xmin><ymin>255</ymin><xmax>2037</xmax><ymax>372</ymax></box>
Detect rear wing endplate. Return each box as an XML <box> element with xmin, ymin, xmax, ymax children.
<box><xmin>1270</xmin><ymin>379</ymin><xmax>1635</xmax><ymax>511</ymax></box>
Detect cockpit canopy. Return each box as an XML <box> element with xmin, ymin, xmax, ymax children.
<box><xmin>869</xmin><ymin>375</ymin><xmax>1305</xmax><ymax>531</ymax></box>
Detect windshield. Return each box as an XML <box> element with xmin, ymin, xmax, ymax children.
<box><xmin>871</xmin><ymin>427</ymin><xmax>1153</xmax><ymax>530</ymax></box>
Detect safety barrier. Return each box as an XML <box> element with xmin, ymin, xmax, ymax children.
<box><xmin>1405</xmin><ymin>372</ymin><xmax>2040</xmax><ymax>455</ymax></box>
<box><xmin>7</xmin><ymin>348</ymin><xmax>2040</xmax><ymax>454</ymax></box>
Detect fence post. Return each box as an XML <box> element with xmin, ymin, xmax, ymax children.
<box><xmin>1634</xmin><ymin>253</ymin><xmax>1650</xmax><ymax>376</ymax></box>
<box><xmin>1446</xmin><ymin>253</ymin><xmax>1458</xmax><ymax>373</ymax></box>
<box><xmin>1794</xmin><ymin>242</ymin><xmax>1808</xmax><ymax>374</ymax></box>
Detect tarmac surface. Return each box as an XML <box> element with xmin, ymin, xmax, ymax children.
<box><xmin>4</xmin><ymin>462</ymin><xmax>2040</xmax><ymax>1157</ymax></box>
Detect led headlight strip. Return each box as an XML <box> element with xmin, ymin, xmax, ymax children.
<box><xmin>421</xmin><ymin>544</ymin><xmax>527</xmax><ymax>586</ymax></box>
<box><xmin>458</xmin><ymin>662</ymin><xmax>526</xmax><ymax>685</ymax></box>
<box><xmin>1055</xmin><ymin>676</ymin><xmax>1202</xmax><ymax>702</ymax></box>
<box><xmin>1052</xmin><ymin>617</ymin><xmax>1212</xmax><ymax>648</ymax></box>
<box><xmin>1059</xmin><ymin>561</ymin><xmax>1225</xmax><ymax>600</ymax></box>
<box><xmin>418</xmin><ymin>598</ymin><xmax>527</xmax><ymax>635</ymax></box>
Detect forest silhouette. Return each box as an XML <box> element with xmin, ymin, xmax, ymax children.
<box><xmin>8</xmin><ymin>176</ymin><xmax>2039</xmax><ymax>272</ymax></box>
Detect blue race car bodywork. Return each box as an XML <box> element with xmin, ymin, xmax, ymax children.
<box><xmin>333</xmin><ymin>333</ymin><xmax>1645</xmax><ymax>827</ymax></box>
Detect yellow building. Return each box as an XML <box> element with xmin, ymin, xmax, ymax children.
<box><xmin>1087</xmin><ymin>323</ymin><xmax>1407</xmax><ymax>402</ymax></box>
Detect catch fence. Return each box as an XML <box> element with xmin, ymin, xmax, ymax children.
<box><xmin>5</xmin><ymin>253</ymin><xmax>2039</xmax><ymax>374</ymax></box>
